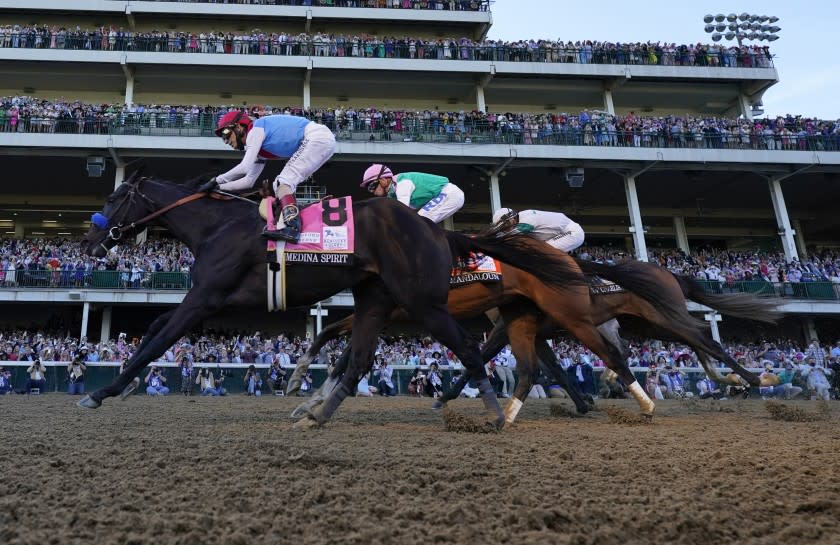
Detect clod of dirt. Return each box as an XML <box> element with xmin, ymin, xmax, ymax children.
<box><xmin>549</xmin><ymin>402</ymin><xmax>580</xmax><ymax>418</ymax></box>
<box><xmin>603</xmin><ymin>406</ymin><xmax>652</xmax><ymax>426</ymax></box>
<box><xmin>765</xmin><ymin>400</ymin><xmax>830</xmax><ymax>422</ymax></box>
<box><xmin>442</xmin><ymin>407</ymin><xmax>500</xmax><ymax>433</ymax></box>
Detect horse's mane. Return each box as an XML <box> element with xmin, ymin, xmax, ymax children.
<box><xmin>182</xmin><ymin>173</ymin><xmax>217</xmax><ymax>188</ymax></box>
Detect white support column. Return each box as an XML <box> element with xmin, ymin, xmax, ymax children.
<box><xmin>121</xmin><ymin>58</ymin><xmax>134</xmax><ymax>107</ymax></box>
<box><xmin>100</xmin><ymin>306</ymin><xmax>113</xmax><ymax>343</ymax></box>
<box><xmin>13</xmin><ymin>223</ymin><xmax>24</xmax><ymax>239</ymax></box>
<box><xmin>115</xmin><ymin>165</ymin><xmax>125</xmax><ymax>190</ymax></box>
<box><xmin>768</xmin><ymin>177</ymin><xmax>799</xmax><ymax>263</ymax></box>
<box><xmin>80</xmin><ymin>302</ymin><xmax>90</xmax><ymax>341</ymax></box>
<box><xmin>475</xmin><ymin>69</ymin><xmax>493</xmax><ymax>114</ymax></box>
<box><xmin>623</xmin><ymin>175</ymin><xmax>648</xmax><ymax>262</ymax></box>
<box><xmin>803</xmin><ymin>317</ymin><xmax>819</xmax><ymax>343</ymax></box>
<box><xmin>476</xmin><ymin>84</ymin><xmax>486</xmax><ymax>113</ymax></box>
<box><xmin>489</xmin><ymin>173</ymin><xmax>501</xmax><ymax>215</ymax></box>
<box><xmin>303</xmin><ymin>62</ymin><xmax>312</xmax><ymax>111</ymax></box>
<box><xmin>705</xmin><ymin>312</ymin><xmax>722</xmax><ymax>343</ymax></box>
<box><xmin>124</xmin><ymin>76</ymin><xmax>134</xmax><ymax>107</ymax></box>
<box><xmin>603</xmin><ymin>88</ymin><xmax>615</xmax><ymax>116</ymax></box>
<box><xmin>305</xmin><ymin>317</ymin><xmax>314</xmax><ymax>341</ymax></box>
<box><xmin>673</xmin><ymin>216</ymin><xmax>690</xmax><ymax>254</ymax></box>
<box><xmin>310</xmin><ymin>303</ymin><xmax>328</xmax><ymax>336</ymax></box>
<box><xmin>792</xmin><ymin>218</ymin><xmax>807</xmax><ymax>257</ymax></box>
<box><xmin>738</xmin><ymin>93</ymin><xmax>753</xmax><ymax>121</ymax></box>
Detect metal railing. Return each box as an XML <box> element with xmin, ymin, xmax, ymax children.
<box><xmin>1</xmin><ymin>269</ymin><xmax>838</xmax><ymax>300</ymax></box>
<box><xmin>696</xmin><ymin>280</ymin><xmax>840</xmax><ymax>300</ymax></box>
<box><xmin>0</xmin><ymin>35</ymin><xmax>773</xmax><ymax>68</ymax></box>
<box><xmin>105</xmin><ymin>0</ymin><xmax>491</xmax><ymax>10</ymax></box>
<box><xmin>3</xmin><ymin>116</ymin><xmax>837</xmax><ymax>152</ymax></box>
<box><xmin>0</xmin><ymin>269</ymin><xmax>192</xmax><ymax>290</ymax></box>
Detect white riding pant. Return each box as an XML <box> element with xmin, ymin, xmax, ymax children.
<box><xmin>273</xmin><ymin>122</ymin><xmax>336</xmax><ymax>195</ymax></box>
<box><xmin>417</xmin><ymin>183</ymin><xmax>464</xmax><ymax>224</ymax></box>
<box><xmin>544</xmin><ymin>221</ymin><xmax>585</xmax><ymax>253</ymax></box>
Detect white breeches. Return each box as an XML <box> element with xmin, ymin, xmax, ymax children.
<box><xmin>417</xmin><ymin>183</ymin><xmax>465</xmax><ymax>224</ymax></box>
<box><xmin>545</xmin><ymin>221</ymin><xmax>585</xmax><ymax>253</ymax></box>
<box><xmin>274</xmin><ymin>122</ymin><xmax>336</xmax><ymax>193</ymax></box>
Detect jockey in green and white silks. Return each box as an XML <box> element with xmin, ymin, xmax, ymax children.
<box><xmin>360</xmin><ymin>164</ymin><xmax>465</xmax><ymax>224</ymax></box>
<box><xmin>492</xmin><ymin>208</ymin><xmax>584</xmax><ymax>252</ymax></box>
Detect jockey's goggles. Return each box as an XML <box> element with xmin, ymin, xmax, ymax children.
<box><xmin>364</xmin><ymin>179</ymin><xmax>380</xmax><ymax>193</ymax></box>
<box><xmin>220</xmin><ymin>126</ymin><xmax>235</xmax><ymax>140</ymax></box>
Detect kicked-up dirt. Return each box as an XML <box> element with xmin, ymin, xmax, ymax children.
<box><xmin>1</xmin><ymin>394</ymin><xmax>839</xmax><ymax>545</ymax></box>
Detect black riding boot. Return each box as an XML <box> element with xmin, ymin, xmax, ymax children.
<box><xmin>262</xmin><ymin>194</ymin><xmax>301</xmax><ymax>242</ymax></box>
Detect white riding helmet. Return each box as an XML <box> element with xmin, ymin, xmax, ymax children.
<box><xmin>492</xmin><ymin>207</ymin><xmax>514</xmax><ymax>224</ymax></box>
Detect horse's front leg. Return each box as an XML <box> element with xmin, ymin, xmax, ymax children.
<box><xmin>78</xmin><ymin>290</ymin><xmax>223</xmax><ymax>408</ymax></box>
<box><xmin>287</xmin><ymin>315</ymin><xmax>354</xmax><ymax>395</ymax></box>
<box><xmin>433</xmin><ymin>315</ymin><xmax>509</xmax><ymax>409</ymax></box>
<box><xmin>295</xmin><ymin>283</ymin><xmax>393</xmax><ymax>429</ymax></box>
<box><xmin>290</xmin><ymin>344</ymin><xmax>351</xmax><ymax>419</ymax></box>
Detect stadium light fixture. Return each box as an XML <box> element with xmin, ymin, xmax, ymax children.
<box><xmin>703</xmin><ymin>12</ymin><xmax>780</xmax><ymax>46</ymax></box>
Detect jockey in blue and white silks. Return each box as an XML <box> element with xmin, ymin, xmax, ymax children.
<box><xmin>203</xmin><ymin>112</ymin><xmax>336</xmax><ymax>242</ymax></box>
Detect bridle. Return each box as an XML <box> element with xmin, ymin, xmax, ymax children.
<box><xmin>91</xmin><ymin>176</ymin><xmax>237</xmax><ymax>254</ymax></box>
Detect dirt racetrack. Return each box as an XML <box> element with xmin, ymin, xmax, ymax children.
<box><xmin>1</xmin><ymin>394</ymin><xmax>839</xmax><ymax>545</ymax></box>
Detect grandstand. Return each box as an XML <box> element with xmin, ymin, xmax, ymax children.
<box><xmin>0</xmin><ymin>0</ymin><xmax>839</xmax><ymax>344</ymax></box>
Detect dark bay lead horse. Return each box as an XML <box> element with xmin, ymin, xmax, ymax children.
<box><xmin>77</xmin><ymin>173</ymin><xmax>587</xmax><ymax>428</ymax></box>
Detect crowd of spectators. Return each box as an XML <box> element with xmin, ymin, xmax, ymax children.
<box><xmin>577</xmin><ymin>246</ymin><xmax>840</xmax><ymax>284</ymax></box>
<box><xmin>0</xmin><ymin>22</ymin><xmax>771</xmax><ymax>67</ymax></box>
<box><xmin>3</xmin><ymin>95</ymin><xmax>839</xmax><ymax>151</ymax></box>
<box><xmin>0</xmin><ymin>326</ymin><xmax>837</xmax><ymax>400</ymax></box>
<box><xmin>0</xmin><ymin>237</ymin><xmax>193</xmax><ymax>289</ymax></box>
<box><xmin>2</xmin><ymin>236</ymin><xmax>837</xmax><ymax>289</ymax></box>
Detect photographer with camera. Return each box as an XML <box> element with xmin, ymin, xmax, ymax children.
<box><xmin>67</xmin><ymin>356</ymin><xmax>87</xmax><ymax>395</ymax></box>
<box><xmin>0</xmin><ymin>366</ymin><xmax>13</xmax><ymax>395</ymax></box>
<box><xmin>407</xmin><ymin>367</ymin><xmax>426</xmax><ymax>397</ymax></box>
<box><xmin>425</xmin><ymin>362</ymin><xmax>444</xmax><ymax>398</ymax></box>
<box><xmin>267</xmin><ymin>358</ymin><xmax>287</xmax><ymax>395</ymax></box>
<box><xmin>26</xmin><ymin>359</ymin><xmax>47</xmax><ymax>394</ymax></box>
<box><xmin>244</xmin><ymin>364</ymin><xmax>263</xmax><ymax>397</ymax></box>
<box><xmin>145</xmin><ymin>365</ymin><xmax>170</xmax><ymax>396</ymax></box>
<box><xmin>374</xmin><ymin>354</ymin><xmax>395</xmax><ymax>397</ymax></box>
<box><xmin>178</xmin><ymin>356</ymin><xmax>194</xmax><ymax>396</ymax></box>
<box><xmin>196</xmin><ymin>367</ymin><xmax>226</xmax><ymax>396</ymax></box>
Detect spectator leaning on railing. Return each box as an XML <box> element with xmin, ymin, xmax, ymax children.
<box><xmin>4</xmin><ymin>95</ymin><xmax>838</xmax><ymax>152</ymax></box>
<box><xmin>0</xmin><ymin>23</ymin><xmax>771</xmax><ymax>68</ymax></box>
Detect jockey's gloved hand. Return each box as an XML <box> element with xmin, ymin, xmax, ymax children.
<box><xmin>198</xmin><ymin>178</ymin><xmax>219</xmax><ymax>194</ymax></box>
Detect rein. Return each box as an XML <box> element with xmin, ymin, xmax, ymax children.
<box><xmin>96</xmin><ymin>177</ymin><xmax>259</xmax><ymax>252</ymax></box>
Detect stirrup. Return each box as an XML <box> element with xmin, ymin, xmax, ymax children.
<box><xmin>261</xmin><ymin>226</ymin><xmax>300</xmax><ymax>243</ymax></box>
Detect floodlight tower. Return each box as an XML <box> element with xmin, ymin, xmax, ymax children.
<box><xmin>703</xmin><ymin>12</ymin><xmax>780</xmax><ymax>47</ymax></box>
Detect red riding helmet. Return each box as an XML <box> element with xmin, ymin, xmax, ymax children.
<box><xmin>215</xmin><ymin>110</ymin><xmax>253</xmax><ymax>137</ymax></box>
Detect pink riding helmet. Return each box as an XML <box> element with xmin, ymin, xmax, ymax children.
<box><xmin>360</xmin><ymin>164</ymin><xmax>394</xmax><ymax>188</ymax></box>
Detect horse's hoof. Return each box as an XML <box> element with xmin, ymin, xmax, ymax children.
<box><xmin>575</xmin><ymin>402</ymin><xmax>591</xmax><ymax>415</ymax></box>
<box><xmin>77</xmin><ymin>395</ymin><xmax>101</xmax><ymax>409</ymax></box>
<box><xmin>642</xmin><ymin>412</ymin><xmax>655</xmax><ymax>422</ymax></box>
<box><xmin>492</xmin><ymin>416</ymin><xmax>505</xmax><ymax>430</ymax></box>
<box><xmin>120</xmin><ymin>378</ymin><xmax>140</xmax><ymax>400</ymax></box>
<box><xmin>292</xmin><ymin>416</ymin><xmax>321</xmax><ymax>430</ymax></box>
<box><xmin>285</xmin><ymin>380</ymin><xmax>301</xmax><ymax>396</ymax></box>
<box><xmin>431</xmin><ymin>400</ymin><xmax>445</xmax><ymax>410</ymax></box>
<box><xmin>290</xmin><ymin>398</ymin><xmax>323</xmax><ymax>419</ymax></box>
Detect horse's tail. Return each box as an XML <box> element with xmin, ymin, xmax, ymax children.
<box><xmin>573</xmin><ymin>259</ymin><xmax>708</xmax><ymax>330</ymax></box>
<box><xmin>445</xmin><ymin>231</ymin><xmax>586</xmax><ymax>290</ymax></box>
<box><xmin>671</xmin><ymin>273</ymin><xmax>783</xmax><ymax>323</ymax></box>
